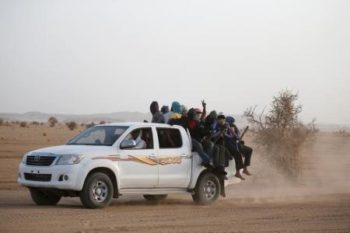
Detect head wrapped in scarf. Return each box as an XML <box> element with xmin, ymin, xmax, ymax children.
<box><xmin>171</xmin><ymin>101</ymin><xmax>182</xmax><ymax>114</ymax></box>
<box><xmin>150</xmin><ymin>101</ymin><xmax>159</xmax><ymax>115</ymax></box>
<box><xmin>225</xmin><ymin>116</ymin><xmax>235</xmax><ymax>126</ymax></box>
<box><xmin>205</xmin><ymin>110</ymin><xmax>218</xmax><ymax>125</ymax></box>
<box><xmin>187</xmin><ymin>108</ymin><xmax>197</xmax><ymax>121</ymax></box>
<box><xmin>161</xmin><ymin>105</ymin><xmax>169</xmax><ymax>114</ymax></box>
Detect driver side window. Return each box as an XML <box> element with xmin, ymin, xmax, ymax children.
<box><xmin>120</xmin><ymin>128</ymin><xmax>154</xmax><ymax>150</ymax></box>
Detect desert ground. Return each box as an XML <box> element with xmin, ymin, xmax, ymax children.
<box><xmin>0</xmin><ymin>123</ymin><xmax>349</xmax><ymax>233</ymax></box>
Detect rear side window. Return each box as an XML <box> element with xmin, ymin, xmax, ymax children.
<box><xmin>157</xmin><ymin>128</ymin><xmax>182</xmax><ymax>149</ymax></box>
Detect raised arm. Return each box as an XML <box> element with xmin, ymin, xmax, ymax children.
<box><xmin>200</xmin><ymin>100</ymin><xmax>207</xmax><ymax>121</ymax></box>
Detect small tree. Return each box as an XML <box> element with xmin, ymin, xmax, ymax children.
<box><xmin>335</xmin><ymin>129</ymin><xmax>350</xmax><ymax>137</ymax></box>
<box><xmin>65</xmin><ymin>121</ymin><xmax>77</xmax><ymax>131</ymax></box>
<box><xmin>0</xmin><ymin>118</ymin><xmax>3</xmax><ymax>126</ymax></box>
<box><xmin>20</xmin><ymin>121</ymin><xmax>27</xmax><ymax>128</ymax></box>
<box><xmin>244</xmin><ymin>90</ymin><xmax>316</xmax><ymax>179</ymax></box>
<box><xmin>48</xmin><ymin>117</ymin><xmax>58</xmax><ymax>127</ymax></box>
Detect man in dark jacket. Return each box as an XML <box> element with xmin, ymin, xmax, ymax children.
<box><xmin>184</xmin><ymin>108</ymin><xmax>211</xmax><ymax>167</ymax></box>
<box><xmin>212</xmin><ymin>114</ymin><xmax>245</xmax><ymax>180</ymax></box>
<box><xmin>226</xmin><ymin>116</ymin><xmax>253</xmax><ymax>176</ymax></box>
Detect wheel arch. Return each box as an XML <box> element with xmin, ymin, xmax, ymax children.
<box><xmin>189</xmin><ymin>169</ymin><xmax>210</xmax><ymax>191</ymax></box>
<box><xmin>191</xmin><ymin>170</ymin><xmax>222</xmax><ymax>205</ymax></box>
<box><xmin>194</xmin><ymin>169</ymin><xmax>225</xmax><ymax>197</ymax></box>
<box><xmin>85</xmin><ymin>167</ymin><xmax>119</xmax><ymax>198</ymax></box>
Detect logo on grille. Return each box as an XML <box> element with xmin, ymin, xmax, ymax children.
<box><xmin>34</xmin><ymin>155</ymin><xmax>41</xmax><ymax>162</ymax></box>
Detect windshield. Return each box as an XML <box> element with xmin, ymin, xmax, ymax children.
<box><xmin>67</xmin><ymin>126</ymin><xmax>128</xmax><ymax>146</ymax></box>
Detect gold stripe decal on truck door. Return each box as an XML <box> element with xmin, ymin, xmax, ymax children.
<box><xmin>92</xmin><ymin>155</ymin><xmax>182</xmax><ymax>165</ymax></box>
<box><xmin>158</xmin><ymin>156</ymin><xmax>182</xmax><ymax>165</ymax></box>
<box><xmin>128</xmin><ymin>155</ymin><xmax>158</xmax><ymax>165</ymax></box>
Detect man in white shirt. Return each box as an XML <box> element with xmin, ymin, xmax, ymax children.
<box><xmin>129</xmin><ymin>129</ymin><xmax>147</xmax><ymax>149</ymax></box>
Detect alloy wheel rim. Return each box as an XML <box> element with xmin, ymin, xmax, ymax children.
<box><xmin>203</xmin><ymin>180</ymin><xmax>216</xmax><ymax>199</ymax></box>
<box><xmin>91</xmin><ymin>180</ymin><xmax>109</xmax><ymax>203</ymax></box>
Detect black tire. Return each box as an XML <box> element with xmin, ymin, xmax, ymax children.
<box><xmin>143</xmin><ymin>194</ymin><xmax>168</xmax><ymax>202</ymax></box>
<box><xmin>192</xmin><ymin>172</ymin><xmax>221</xmax><ymax>205</ymax></box>
<box><xmin>80</xmin><ymin>172</ymin><xmax>114</xmax><ymax>209</ymax></box>
<box><xmin>29</xmin><ymin>188</ymin><xmax>61</xmax><ymax>206</ymax></box>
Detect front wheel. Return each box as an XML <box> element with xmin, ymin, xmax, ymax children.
<box><xmin>29</xmin><ymin>188</ymin><xmax>61</xmax><ymax>206</ymax></box>
<box><xmin>192</xmin><ymin>172</ymin><xmax>221</xmax><ymax>205</ymax></box>
<box><xmin>80</xmin><ymin>172</ymin><xmax>114</xmax><ymax>209</ymax></box>
<box><xmin>143</xmin><ymin>194</ymin><xmax>167</xmax><ymax>202</ymax></box>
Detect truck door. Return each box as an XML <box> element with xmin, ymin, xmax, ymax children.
<box><xmin>117</xmin><ymin>127</ymin><xmax>158</xmax><ymax>189</ymax></box>
<box><xmin>156</xmin><ymin>127</ymin><xmax>192</xmax><ymax>188</ymax></box>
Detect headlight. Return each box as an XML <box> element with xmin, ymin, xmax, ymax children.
<box><xmin>56</xmin><ymin>154</ymin><xmax>84</xmax><ymax>165</ymax></box>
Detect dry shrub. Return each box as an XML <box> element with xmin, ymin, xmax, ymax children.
<box><xmin>244</xmin><ymin>90</ymin><xmax>317</xmax><ymax>180</ymax></box>
<box><xmin>48</xmin><ymin>116</ymin><xmax>58</xmax><ymax>127</ymax></box>
<box><xmin>99</xmin><ymin>120</ymin><xmax>106</xmax><ymax>124</ymax></box>
<box><xmin>334</xmin><ymin>129</ymin><xmax>350</xmax><ymax>137</ymax></box>
<box><xmin>20</xmin><ymin>121</ymin><xmax>28</xmax><ymax>128</ymax></box>
<box><xmin>31</xmin><ymin>121</ymin><xmax>39</xmax><ymax>125</ymax></box>
<box><xmin>66</xmin><ymin>121</ymin><xmax>77</xmax><ymax>131</ymax></box>
<box><xmin>0</xmin><ymin>118</ymin><xmax>3</xmax><ymax>126</ymax></box>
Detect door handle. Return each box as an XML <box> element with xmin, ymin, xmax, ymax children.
<box><xmin>181</xmin><ymin>153</ymin><xmax>191</xmax><ymax>158</ymax></box>
<box><xmin>149</xmin><ymin>154</ymin><xmax>157</xmax><ymax>160</ymax></box>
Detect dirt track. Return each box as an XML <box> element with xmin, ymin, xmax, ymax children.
<box><xmin>0</xmin><ymin>125</ymin><xmax>350</xmax><ymax>232</ymax></box>
<box><xmin>1</xmin><ymin>190</ymin><xmax>350</xmax><ymax>233</ymax></box>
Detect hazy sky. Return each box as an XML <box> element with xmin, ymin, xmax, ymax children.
<box><xmin>0</xmin><ymin>0</ymin><xmax>349</xmax><ymax>124</ymax></box>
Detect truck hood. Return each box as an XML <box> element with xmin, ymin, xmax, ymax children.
<box><xmin>29</xmin><ymin>145</ymin><xmax>117</xmax><ymax>156</ymax></box>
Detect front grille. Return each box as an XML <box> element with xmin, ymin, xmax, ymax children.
<box><xmin>24</xmin><ymin>173</ymin><xmax>52</xmax><ymax>182</ymax></box>
<box><xmin>26</xmin><ymin>155</ymin><xmax>56</xmax><ymax>166</ymax></box>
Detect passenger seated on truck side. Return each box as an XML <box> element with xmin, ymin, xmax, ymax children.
<box><xmin>168</xmin><ymin>101</ymin><xmax>184</xmax><ymax>125</ymax></box>
<box><xmin>212</xmin><ymin>114</ymin><xmax>245</xmax><ymax>180</ymax></box>
<box><xmin>150</xmin><ymin>101</ymin><xmax>165</xmax><ymax>123</ymax></box>
<box><xmin>226</xmin><ymin>116</ymin><xmax>253</xmax><ymax>176</ymax></box>
<box><xmin>185</xmin><ymin>108</ymin><xmax>212</xmax><ymax>168</ymax></box>
<box><xmin>126</xmin><ymin>129</ymin><xmax>147</xmax><ymax>149</ymax></box>
<box><xmin>161</xmin><ymin>105</ymin><xmax>171</xmax><ymax>123</ymax></box>
<box><xmin>200</xmin><ymin>111</ymin><xmax>229</xmax><ymax>176</ymax></box>
<box><xmin>193</xmin><ymin>100</ymin><xmax>207</xmax><ymax>122</ymax></box>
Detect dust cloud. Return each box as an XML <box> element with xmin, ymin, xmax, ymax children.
<box><xmin>225</xmin><ymin>132</ymin><xmax>350</xmax><ymax>203</ymax></box>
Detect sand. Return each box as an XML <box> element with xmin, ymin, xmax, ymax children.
<box><xmin>0</xmin><ymin>124</ymin><xmax>349</xmax><ymax>233</ymax></box>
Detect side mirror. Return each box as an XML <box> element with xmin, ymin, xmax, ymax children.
<box><xmin>120</xmin><ymin>139</ymin><xmax>136</xmax><ymax>149</ymax></box>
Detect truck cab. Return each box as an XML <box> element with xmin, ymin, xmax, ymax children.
<box><xmin>18</xmin><ymin>122</ymin><xmax>240</xmax><ymax>208</ymax></box>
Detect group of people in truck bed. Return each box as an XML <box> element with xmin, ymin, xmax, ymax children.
<box><xmin>149</xmin><ymin>100</ymin><xmax>253</xmax><ymax>180</ymax></box>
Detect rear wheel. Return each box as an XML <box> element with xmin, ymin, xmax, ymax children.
<box><xmin>29</xmin><ymin>188</ymin><xmax>61</xmax><ymax>206</ymax></box>
<box><xmin>192</xmin><ymin>172</ymin><xmax>220</xmax><ymax>205</ymax></box>
<box><xmin>143</xmin><ymin>194</ymin><xmax>168</xmax><ymax>202</ymax></box>
<box><xmin>80</xmin><ymin>172</ymin><xmax>114</xmax><ymax>209</ymax></box>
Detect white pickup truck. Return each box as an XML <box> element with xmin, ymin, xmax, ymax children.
<box><xmin>18</xmin><ymin>122</ymin><xmax>240</xmax><ymax>208</ymax></box>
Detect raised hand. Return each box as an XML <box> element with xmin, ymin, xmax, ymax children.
<box><xmin>201</xmin><ymin>100</ymin><xmax>207</xmax><ymax>108</ymax></box>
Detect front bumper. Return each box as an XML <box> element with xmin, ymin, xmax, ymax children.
<box><xmin>17</xmin><ymin>163</ymin><xmax>85</xmax><ymax>191</ymax></box>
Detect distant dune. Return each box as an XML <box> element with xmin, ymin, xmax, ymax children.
<box><xmin>0</xmin><ymin>112</ymin><xmax>348</xmax><ymax>131</ymax></box>
<box><xmin>0</xmin><ymin>111</ymin><xmax>243</xmax><ymax>124</ymax></box>
<box><xmin>0</xmin><ymin>111</ymin><xmax>152</xmax><ymax>123</ymax></box>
